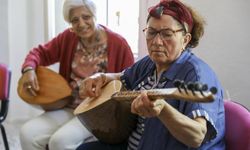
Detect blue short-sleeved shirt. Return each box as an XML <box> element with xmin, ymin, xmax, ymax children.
<box><xmin>121</xmin><ymin>50</ymin><xmax>225</xmax><ymax>150</ymax></box>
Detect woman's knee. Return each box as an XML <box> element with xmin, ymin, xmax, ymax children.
<box><xmin>20</xmin><ymin>122</ymin><xmax>37</xmax><ymax>142</ymax></box>
<box><xmin>48</xmin><ymin>130</ymin><xmax>81</xmax><ymax>150</ymax></box>
<box><xmin>20</xmin><ymin>122</ymin><xmax>49</xmax><ymax>149</ymax></box>
<box><xmin>48</xmin><ymin>134</ymin><xmax>63</xmax><ymax>150</ymax></box>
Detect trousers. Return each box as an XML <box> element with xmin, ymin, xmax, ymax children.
<box><xmin>19</xmin><ymin>108</ymin><xmax>96</xmax><ymax>150</ymax></box>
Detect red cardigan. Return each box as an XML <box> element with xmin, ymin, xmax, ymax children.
<box><xmin>22</xmin><ymin>25</ymin><xmax>134</xmax><ymax>82</ymax></box>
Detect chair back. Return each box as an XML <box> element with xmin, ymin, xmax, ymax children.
<box><xmin>0</xmin><ymin>63</ymin><xmax>11</xmax><ymax>150</ymax></box>
<box><xmin>0</xmin><ymin>63</ymin><xmax>11</xmax><ymax>101</ymax></box>
<box><xmin>224</xmin><ymin>100</ymin><xmax>250</xmax><ymax>150</ymax></box>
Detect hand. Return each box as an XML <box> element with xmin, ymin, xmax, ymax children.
<box><xmin>21</xmin><ymin>69</ymin><xmax>39</xmax><ymax>96</ymax></box>
<box><xmin>131</xmin><ymin>91</ymin><xmax>165</xmax><ymax>117</ymax></box>
<box><xmin>79</xmin><ymin>73</ymin><xmax>106</xmax><ymax>98</ymax></box>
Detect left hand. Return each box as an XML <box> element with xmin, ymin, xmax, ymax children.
<box><xmin>131</xmin><ymin>91</ymin><xmax>165</xmax><ymax>117</ymax></box>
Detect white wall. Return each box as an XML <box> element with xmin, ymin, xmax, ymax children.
<box><xmin>185</xmin><ymin>0</ymin><xmax>250</xmax><ymax>108</ymax></box>
<box><xmin>0</xmin><ymin>0</ymin><xmax>9</xmax><ymax>63</ymax></box>
<box><xmin>2</xmin><ymin>0</ymin><xmax>250</xmax><ymax>122</ymax></box>
<box><xmin>7</xmin><ymin>0</ymin><xmax>45</xmax><ymax>122</ymax></box>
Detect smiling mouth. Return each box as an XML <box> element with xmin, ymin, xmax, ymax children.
<box><xmin>78</xmin><ymin>27</ymin><xmax>90</xmax><ymax>33</ymax></box>
<box><xmin>81</xmin><ymin>29</ymin><xmax>89</xmax><ymax>33</ymax></box>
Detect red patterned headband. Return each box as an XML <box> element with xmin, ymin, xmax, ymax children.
<box><xmin>148</xmin><ymin>0</ymin><xmax>193</xmax><ymax>33</ymax></box>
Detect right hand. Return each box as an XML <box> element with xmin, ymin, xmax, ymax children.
<box><xmin>79</xmin><ymin>73</ymin><xmax>106</xmax><ymax>99</ymax></box>
<box><xmin>21</xmin><ymin>69</ymin><xmax>40</xmax><ymax>96</ymax></box>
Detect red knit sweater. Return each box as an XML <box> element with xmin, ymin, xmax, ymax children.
<box><xmin>22</xmin><ymin>25</ymin><xmax>134</xmax><ymax>82</ymax></box>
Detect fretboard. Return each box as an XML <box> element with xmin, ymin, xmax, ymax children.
<box><xmin>111</xmin><ymin>88</ymin><xmax>215</xmax><ymax>103</ymax></box>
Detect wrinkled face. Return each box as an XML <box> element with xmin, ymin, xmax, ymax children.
<box><xmin>69</xmin><ymin>6</ymin><xmax>96</xmax><ymax>39</ymax></box>
<box><xmin>145</xmin><ymin>15</ymin><xmax>191</xmax><ymax>67</ymax></box>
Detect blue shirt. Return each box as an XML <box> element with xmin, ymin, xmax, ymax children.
<box><xmin>121</xmin><ymin>50</ymin><xmax>225</xmax><ymax>150</ymax></box>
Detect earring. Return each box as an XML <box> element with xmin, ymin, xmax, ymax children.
<box><xmin>69</xmin><ymin>28</ymin><xmax>74</xmax><ymax>32</ymax></box>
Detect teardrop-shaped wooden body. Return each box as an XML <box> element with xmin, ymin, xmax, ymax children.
<box><xmin>74</xmin><ymin>80</ymin><xmax>122</xmax><ymax>115</ymax></box>
<box><xmin>17</xmin><ymin>66</ymin><xmax>72</xmax><ymax>109</ymax></box>
<box><xmin>75</xmin><ymin>80</ymin><xmax>137</xmax><ymax>144</ymax></box>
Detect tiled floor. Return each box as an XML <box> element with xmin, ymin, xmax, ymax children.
<box><xmin>0</xmin><ymin>120</ymin><xmax>24</xmax><ymax>150</ymax></box>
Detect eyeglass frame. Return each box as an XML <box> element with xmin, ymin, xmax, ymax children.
<box><xmin>142</xmin><ymin>27</ymin><xmax>185</xmax><ymax>41</ymax></box>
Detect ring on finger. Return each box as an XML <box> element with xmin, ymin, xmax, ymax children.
<box><xmin>136</xmin><ymin>110</ymin><xmax>141</xmax><ymax>114</ymax></box>
<box><xmin>139</xmin><ymin>112</ymin><xmax>144</xmax><ymax>116</ymax></box>
<box><xmin>27</xmin><ymin>85</ymin><xmax>32</xmax><ymax>89</ymax></box>
<box><xmin>137</xmin><ymin>110</ymin><xmax>143</xmax><ymax>116</ymax></box>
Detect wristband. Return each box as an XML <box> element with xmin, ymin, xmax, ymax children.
<box><xmin>22</xmin><ymin>67</ymin><xmax>34</xmax><ymax>74</ymax></box>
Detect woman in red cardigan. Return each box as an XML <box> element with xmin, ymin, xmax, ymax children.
<box><xmin>19</xmin><ymin>0</ymin><xmax>134</xmax><ymax>150</ymax></box>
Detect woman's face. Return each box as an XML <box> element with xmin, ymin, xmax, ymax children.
<box><xmin>69</xmin><ymin>6</ymin><xmax>96</xmax><ymax>39</ymax></box>
<box><xmin>145</xmin><ymin>15</ymin><xmax>191</xmax><ymax>68</ymax></box>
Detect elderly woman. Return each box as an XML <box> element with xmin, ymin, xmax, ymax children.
<box><xmin>77</xmin><ymin>0</ymin><xmax>225</xmax><ymax>150</ymax></box>
<box><xmin>19</xmin><ymin>0</ymin><xmax>134</xmax><ymax>149</ymax></box>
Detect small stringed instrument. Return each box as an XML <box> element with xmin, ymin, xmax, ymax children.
<box><xmin>74</xmin><ymin>80</ymin><xmax>217</xmax><ymax>144</ymax></box>
<box><xmin>17</xmin><ymin>66</ymin><xmax>73</xmax><ymax>110</ymax></box>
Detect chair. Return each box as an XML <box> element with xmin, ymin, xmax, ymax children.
<box><xmin>224</xmin><ymin>100</ymin><xmax>250</xmax><ymax>150</ymax></box>
<box><xmin>0</xmin><ymin>63</ymin><xmax>11</xmax><ymax>150</ymax></box>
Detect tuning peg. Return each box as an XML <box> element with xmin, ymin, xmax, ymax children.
<box><xmin>187</xmin><ymin>82</ymin><xmax>194</xmax><ymax>90</ymax></box>
<box><xmin>174</xmin><ymin>79</ymin><xmax>182</xmax><ymax>88</ymax></box>
<box><xmin>187</xmin><ymin>82</ymin><xmax>195</xmax><ymax>95</ymax></box>
<box><xmin>174</xmin><ymin>79</ymin><xmax>184</xmax><ymax>93</ymax></box>
<box><xmin>174</xmin><ymin>80</ymin><xmax>189</xmax><ymax>94</ymax></box>
<box><xmin>210</xmin><ymin>87</ymin><xmax>217</xmax><ymax>95</ymax></box>
<box><xmin>194</xmin><ymin>82</ymin><xmax>203</xmax><ymax>91</ymax></box>
<box><xmin>194</xmin><ymin>82</ymin><xmax>209</xmax><ymax>96</ymax></box>
<box><xmin>201</xmin><ymin>84</ymin><xmax>208</xmax><ymax>91</ymax></box>
<box><xmin>180</xmin><ymin>82</ymin><xmax>189</xmax><ymax>94</ymax></box>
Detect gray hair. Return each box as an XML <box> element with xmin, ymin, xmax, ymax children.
<box><xmin>63</xmin><ymin>0</ymin><xmax>96</xmax><ymax>23</ymax></box>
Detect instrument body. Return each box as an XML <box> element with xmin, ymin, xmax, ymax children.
<box><xmin>77</xmin><ymin>99</ymin><xmax>137</xmax><ymax>144</ymax></box>
<box><xmin>75</xmin><ymin>80</ymin><xmax>216</xmax><ymax>144</ymax></box>
<box><xmin>17</xmin><ymin>66</ymin><xmax>72</xmax><ymax>110</ymax></box>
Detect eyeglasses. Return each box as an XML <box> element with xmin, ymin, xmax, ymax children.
<box><xmin>143</xmin><ymin>27</ymin><xmax>184</xmax><ymax>40</ymax></box>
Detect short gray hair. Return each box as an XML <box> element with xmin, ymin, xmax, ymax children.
<box><xmin>63</xmin><ymin>0</ymin><xmax>96</xmax><ymax>23</ymax></box>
